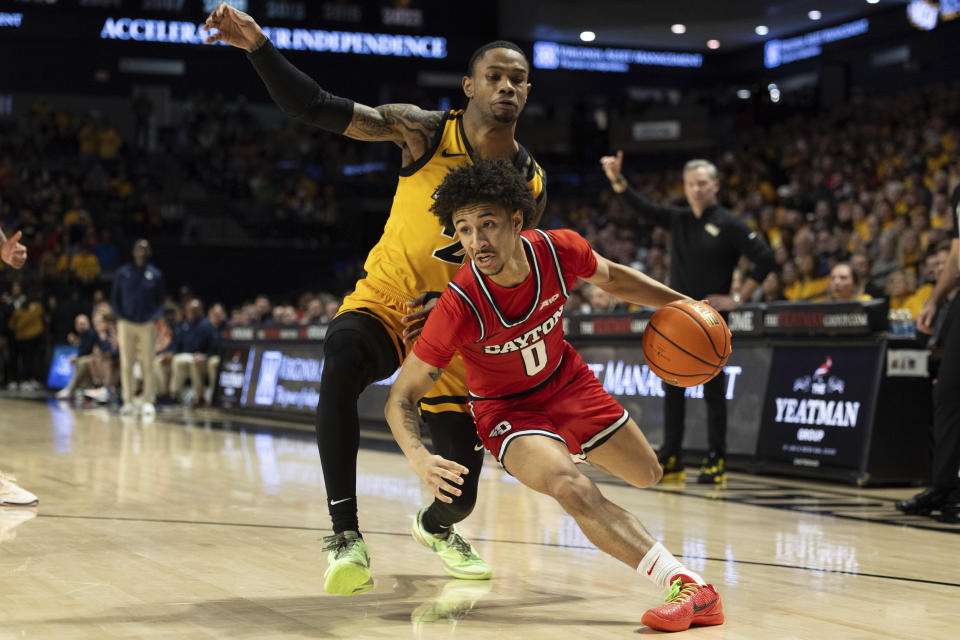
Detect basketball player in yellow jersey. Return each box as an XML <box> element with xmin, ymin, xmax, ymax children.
<box><xmin>205</xmin><ymin>3</ymin><xmax>546</xmax><ymax>596</ymax></box>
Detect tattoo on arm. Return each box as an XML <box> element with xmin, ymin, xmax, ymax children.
<box><xmin>398</xmin><ymin>398</ymin><xmax>423</xmax><ymax>452</ymax></box>
<box><xmin>345</xmin><ymin>103</ymin><xmax>442</xmax><ymax>151</ymax></box>
<box><xmin>427</xmin><ymin>367</ymin><xmax>443</xmax><ymax>383</ymax></box>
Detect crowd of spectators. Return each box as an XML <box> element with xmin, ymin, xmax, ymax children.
<box><xmin>557</xmin><ymin>83</ymin><xmax>960</xmax><ymax>317</ymax></box>
<box><xmin>2</xmin><ymin>81</ymin><xmax>959</xmax><ymax>396</ymax></box>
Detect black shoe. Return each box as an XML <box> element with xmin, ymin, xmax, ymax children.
<box><xmin>894</xmin><ymin>487</ymin><xmax>953</xmax><ymax>515</ymax></box>
<box><xmin>935</xmin><ymin>490</ymin><xmax>960</xmax><ymax>523</ymax></box>
<box><xmin>657</xmin><ymin>452</ymin><xmax>685</xmax><ymax>483</ymax></box>
<box><xmin>937</xmin><ymin>504</ymin><xmax>960</xmax><ymax>524</ymax></box>
<box><xmin>697</xmin><ymin>453</ymin><xmax>726</xmax><ymax>485</ymax></box>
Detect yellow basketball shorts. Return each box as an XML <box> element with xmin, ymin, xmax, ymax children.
<box><xmin>337</xmin><ymin>278</ymin><xmax>469</xmax><ymax>416</ymax></box>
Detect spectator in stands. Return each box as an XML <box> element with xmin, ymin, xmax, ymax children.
<box><xmin>755</xmin><ymin>270</ymin><xmax>785</xmax><ymax>303</ymax></box>
<box><xmin>111</xmin><ymin>239</ymin><xmax>165</xmax><ymax>418</ymax></box>
<box><xmin>897</xmin><ymin>228</ymin><xmax>924</xmax><ymax>277</ymax></box>
<box><xmin>152</xmin><ymin>302</ymin><xmax>180</xmax><ymax>402</ymax></box>
<box><xmin>56</xmin><ymin>313</ymin><xmax>97</xmax><ymax>400</ymax></box>
<box><xmin>38</xmin><ymin>242</ymin><xmax>63</xmax><ymax>283</ymax></box>
<box><xmin>87</xmin><ymin>289</ymin><xmax>105</xmax><ymax>316</ymax></box>
<box><xmin>794</xmin><ymin>254</ymin><xmax>829</xmax><ymax>301</ymax></box>
<box><xmin>203</xmin><ymin>303</ymin><xmax>226</xmax><ymax>404</ymax></box>
<box><xmin>320</xmin><ymin>294</ymin><xmax>342</xmax><ymax>322</ymax></box>
<box><xmin>89</xmin><ymin>311</ymin><xmax>119</xmax><ymax>403</ymax></box>
<box><xmin>781</xmin><ymin>261</ymin><xmax>802</xmax><ymax>302</ymax></box>
<box><xmin>229</xmin><ymin>306</ymin><xmax>251</xmax><ymax>327</ymax></box>
<box><xmin>93</xmin><ymin>230</ymin><xmax>118</xmax><ymax>273</ymax></box>
<box><xmin>253</xmin><ymin>295</ymin><xmax>272</xmax><ymax>324</ymax></box>
<box><xmin>564</xmin><ymin>286</ymin><xmax>586</xmax><ymax>314</ymax></box>
<box><xmin>871</xmin><ymin>235</ymin><xmax>899</xmax><ymax>291</ymax></box>
<box><xmin>887</xmin><ymin>270</ymin><xmax>922</xmax><ymax>318</ymax></box>
<box><xmin>912</xmin><ymin>252</ymin><xmax>942</xmax><ymax>311</ymax></box>
<box><xmin>69</xmin><ymin>241</ymin><xmax>101</xmax><ymax>288</ymax></box>
<box><xmin>300</xmin><ymin>298</ymin><xmax>325</xmax><ymax>325</ymax></box>
<box><xmin>851</xmin><ymin>251</ymin><xmax>885</xmax><ymax>298</ymax></box>
<box><xmin>165</xmin><ymin>299</ymin><xmax>220</xmax><ymax>406</ymax></box>
<box><xmin>585</xmin><ymin>283</ymin><xmax>620</xmax><ymax>313</ymax></box>
<box><xmin>826</xmin><ymin>263</ymin><xmax>871</xmax><ymax>302</ymax></box>
<box><xmin>7</xmin><ymin>287</ymin><xmax>45</xmax><ymax>391</ymax></box>
<box><xmin>931</xmin><ymin>192</ymin><xmax>952</xmax><ymax>230</ymax></box>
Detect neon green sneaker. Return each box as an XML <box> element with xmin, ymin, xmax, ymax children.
<box><xmin>412</xmin><ymin>508</ymin><xmax>492</xmax><ymax>580</ymax></box>
<box><xmin>322</xmin><ymin>531</ymin><xmax>373</xmax><ymax>596</ymax></box>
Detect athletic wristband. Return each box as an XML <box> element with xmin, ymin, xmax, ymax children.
<box><xmin>247</xmin><ymin>40</ymin><xmax>354</xmax><ymax>133</ymax></box>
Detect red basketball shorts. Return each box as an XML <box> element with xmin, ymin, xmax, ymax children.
<box><xmin>468</xmin><ymin>348</ymin><xmax>629</xmax><ymax>465</ymax></box>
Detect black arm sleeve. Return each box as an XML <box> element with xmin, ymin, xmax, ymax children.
<box><xmin>619</xmin><ymin>185</ymin><xmax>688</xmax><ymax>226</ymax></box>
<box><xmin>247</xmin><ymin>40</ymin><xmax>354</xmax><ymax>133</ymax></box>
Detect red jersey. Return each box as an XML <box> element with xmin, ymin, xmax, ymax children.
<box><xmin>415</xmin><ymin>229</ymin><xmax>597</xmax><ymax>399</ymax></box>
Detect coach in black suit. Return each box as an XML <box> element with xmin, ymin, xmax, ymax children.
<box><xmin>601</xmin><ymin>151</ymin><xmax>776</xmax><ymax>484</ymax></box>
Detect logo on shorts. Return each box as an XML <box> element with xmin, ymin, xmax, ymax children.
<box><xmin>488</xmin><ymin>421</ymin><xmax>512</xmax><ymax>438</ymax></box>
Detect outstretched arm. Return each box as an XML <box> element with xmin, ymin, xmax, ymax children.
<box><xmin>385</xmin><ymin>353</ymin><xmax>468</xmax><ymax>503</ymax></box>
<box><xmin>600</xmin><ymin>150</ymin><xmax>685</xmax><ymax>225</ymax></box>
<box><xmin>204</xmin><ymin>2</ymin><xmax>443</xmax><ymax>165</ymax></box>
<box><xmin>583</xmin><ymin>252</ymin><xmax>690</xmax><ymax>309</ymax></box>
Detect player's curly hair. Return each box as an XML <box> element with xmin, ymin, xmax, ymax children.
<box><xmin>430</xmin><ymin>159</ymin><xmax>536</xmax><ymax>230</ymax></box>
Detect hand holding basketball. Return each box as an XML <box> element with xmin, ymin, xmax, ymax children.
<box><xmin>642</xmin><ymin>300</ymin><xmax>731</xmax><ymax>387</ymax></box>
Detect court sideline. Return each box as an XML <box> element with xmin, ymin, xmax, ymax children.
<box><xmin>0</xmin><ymin>397</ymin><xmax>956</xmax><ymax>639</ymax></box>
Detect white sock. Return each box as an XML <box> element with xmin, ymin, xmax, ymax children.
<box><xmin>637</xmin><ymin>542</ymin><xmax>705</xmax><ymax>589</ymax></box>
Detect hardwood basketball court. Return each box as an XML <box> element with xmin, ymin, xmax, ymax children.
<box><xmin>0</xmin><ymin>397</ymin><xmax>956</xmax><ymax>638</ymax></box>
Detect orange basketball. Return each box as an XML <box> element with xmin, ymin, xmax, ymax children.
<box><xmin>642</xmin><ymin>300</ymin><xmax>732</xmax><ymax>387</ymax></box>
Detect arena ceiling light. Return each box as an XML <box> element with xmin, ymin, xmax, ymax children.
<box><xmin>755</xmin><ymin>25</ymin><xmax>770</xmax><ymax>36</ymax></box>
<box><xmin>707</xmin><ymin>39</ymin><xmax>720</xmax><ymax>49</ymax></box>
<box><xmin>736</xmin><ymin>89</ymin><xmax>751</xmax><ymax>99</ymax></box>
<box><xmin>579</xmin><ymin>30</ymin><xmax>596</xmax><ymax>42</ymax></box>
<box><xmin>866</xmin><ymin>0</ymin><xmax>879</xmax><ymax>4</ymax></box>
<box><xmin>808</xmin><ymin>10</ymin><xmax>822</xmax><ymax>20</ymax></box>
<box><xmin>671</xmin><ymin>24</ymin><xmax>686</xmax><ymax>34</ymax></box>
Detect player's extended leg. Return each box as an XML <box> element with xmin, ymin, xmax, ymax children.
<box><xmin>583</xmin><ymin>418</ymin><xmax>662</xmax><ymax>489</ymax></box>
<box><xmin>315</xmin><ymin>312</ymin><xmax>399</xmax><ymax>596</ymax></box>
<box><xmin>413</xmin><ymin>411</ymin><xmax>490</xmax><ymax>579</ymax></box>
<box><xmin>503</xmin><ymin>434</ymin><xmax>723</xmax><ymax>632</ymax></box>
<box><xmin>505</xmin><ymin>434</ymin><xmax>658</xmax><ymax>567</ymax></box>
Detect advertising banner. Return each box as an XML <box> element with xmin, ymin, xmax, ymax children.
<box><xmin>755</xmin><ymin>344</ymin><xmax>883</xmax><ymax>470</ymax></box>
<box><xmin>215</xmin><ymin>342</ymin><xmax>392</xmax><ymax>421</ymax></box>
<box><xmin>571</xmin><ymin>342</ymin><xmax>772</xmax><ymax>456</ymax></box>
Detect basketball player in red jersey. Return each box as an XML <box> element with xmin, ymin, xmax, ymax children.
<box><xmin>385</xmin><ymin>160</ymin><xmax>725</xmax><ymax>632</ymax></box>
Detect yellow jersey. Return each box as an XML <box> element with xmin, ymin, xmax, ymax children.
<box><xmin>361</xmin><ymin>110</ymin><xmax>546</xmax><ymax>302</ymax></box>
